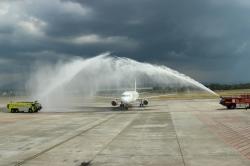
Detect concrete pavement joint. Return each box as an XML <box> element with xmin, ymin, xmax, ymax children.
<box><xmin>89</xmin><ymin>113</ymin><xmax>139</xmax><ymax>164</ymax></box>
<box><xmin>14</xmin><ymin>115</ymin><xmax>116</xmax><ymax>166</ymax></box>
<box><xmin>170</xmin><ymin>113</ymin><xmax>186</xmax><ymax>166</ymax></box>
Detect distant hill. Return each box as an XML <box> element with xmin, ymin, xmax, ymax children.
<box><xmin>0</xmin><ymin>81</ymin><xmax>26</xmax><ymax>96</ymax></box>
<box><xmin>0</xmin><ymin>81</ymin><xmax>25</xmax><ymax>91</ymax></box>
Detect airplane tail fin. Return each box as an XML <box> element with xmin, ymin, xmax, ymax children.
<box><xmin>135</xmin><ymin>79</ymin><xmax>137</xmax><ymax>92</ymax></box>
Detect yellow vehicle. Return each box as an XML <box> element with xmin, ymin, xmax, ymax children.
<box><xmin>6</xmin><ymin>101</ymin><xmax>42</xmax><ymax>113</ymax></box>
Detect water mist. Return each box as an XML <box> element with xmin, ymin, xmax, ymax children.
<box><xmin>27</xmin><ymin>52</ymin><xmax>218</xmax><ymax>109</ymax></box>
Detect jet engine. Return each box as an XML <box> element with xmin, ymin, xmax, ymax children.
<box><xmin>143</xmin><ymin>100</ymin><xmax>148</xmax><ymax>105</ymax></box>
<box><xmin>111</xmin><ymin>100</ymin><xmax>118</xmax><ymax>106</ymax></box>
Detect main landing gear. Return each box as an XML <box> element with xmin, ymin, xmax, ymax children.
<box><xmin>139</xmin><ymin>100</ymin><xmax>144</xmax><ymax>107</ymax></box>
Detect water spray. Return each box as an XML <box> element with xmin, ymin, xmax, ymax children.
<box><xmin>27</xmin><ymin>52</ymin><xmax>219</xmax><ymax>108</ymax></box>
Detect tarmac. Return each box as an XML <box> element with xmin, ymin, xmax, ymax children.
<box><xmin>0</xmin><ymin>98</ymin><xmax>250</xmax><ymax>166</ymax></box>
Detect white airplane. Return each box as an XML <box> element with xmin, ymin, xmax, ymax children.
<box><xmin>111</xmin><ymin>81</ymin><xmax>148</xmax><ymax>109</ymax></box>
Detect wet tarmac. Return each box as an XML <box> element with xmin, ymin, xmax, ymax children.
<box><xmin>0</xmin><ymin>99</ymin><xmax>250</xmax><ymax>166</ymax></box>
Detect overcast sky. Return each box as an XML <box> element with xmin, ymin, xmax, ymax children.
<box><xmin>0</xmin><ymin>0</ymin><xmax>250</xmax><ymax>88</ymax></box>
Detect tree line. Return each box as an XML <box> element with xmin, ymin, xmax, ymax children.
<box><xmin>206</xmin><ymin>83</ymin><xmax>250</xmax><ymax>90</ymax></box>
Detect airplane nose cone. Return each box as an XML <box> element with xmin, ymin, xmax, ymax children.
<box><xmin>121</xmin><ymin>97</ymin><xmax>129</xmax><ymax>104</ymax></box>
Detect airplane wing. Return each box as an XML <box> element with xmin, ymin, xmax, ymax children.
<box><xmin>145</xmin><ymin>95</ymin><xmax>172</xmax><ymax>99</ymax></box>
<box><xmin>139</xmin><ymin>92</ymin><xmax>177</xmax><ymax>99</ymax></box>
<box><xmin>95</xmin><ymin>95</ymin><xmax>121</xmax><ymax>107</ymax></box>
<box><xmin>95</xmin><ymin>95</ymin><xmax>119</xmax><ymax>100</ymax></box>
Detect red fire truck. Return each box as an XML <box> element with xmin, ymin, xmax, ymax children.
<box><xmin>220</xmin><ymin>95</ymin><xmax>250</xmax><ymax>109</ymax></box>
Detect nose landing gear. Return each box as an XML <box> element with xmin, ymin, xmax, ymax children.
<box><xmin>120</xmin><ymin>103</ymin><xmax>128</xmax><ymax>110</ymax></box>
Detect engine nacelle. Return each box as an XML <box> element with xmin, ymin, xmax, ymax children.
<box><xmin>143</xmin><ymin>100</ymin><xmax>148</xmax><ymax>105</ymax></box>
<box><xmin>111</xmin><ymin>100</ymin><xmax>117</xmax><ymax>106</ymax></box>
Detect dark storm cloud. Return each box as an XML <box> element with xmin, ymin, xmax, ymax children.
<box><xmin>0</xmin><ymin>0</ymin><xmax>250</xmax><ymax>85</ymax></box>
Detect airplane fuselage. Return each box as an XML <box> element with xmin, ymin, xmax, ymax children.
<box><xmin>121</xmin><ymin>91</ymin><xmax>139</xmax><ymax>105</ymax></box>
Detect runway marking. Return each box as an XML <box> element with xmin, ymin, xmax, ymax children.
<box><xmin>14</xmin><ymin>114</ymin><xmax>116</xmax><ymax>166</ymax></box>
<box><xmin>197</xmin><ymin>114</ymin><xmax>250</xmax><ymax>160</ymax></box>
